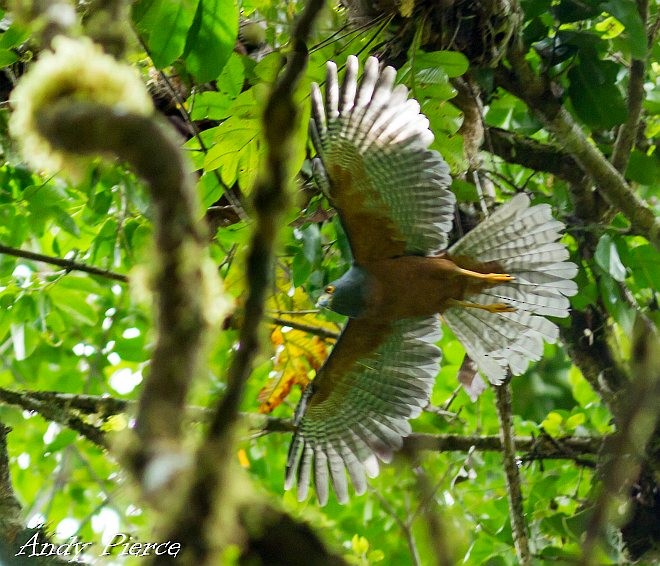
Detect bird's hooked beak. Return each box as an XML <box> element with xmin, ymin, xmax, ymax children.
<box><xmin>316</xmin><ymin>292</ymin><xmax>332</xmax><ymax>310</ymax></box>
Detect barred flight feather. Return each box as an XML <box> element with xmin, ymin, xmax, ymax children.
<box><xmin>446</xmin><ymin>194</ymin><xmax>576</xmax><ymax>383</ymax></box>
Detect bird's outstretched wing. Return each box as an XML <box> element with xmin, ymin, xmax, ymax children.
<box><xmin>285</xmin><ymin>316</ymin><xmax>441</xmax><ymax>505</ymax></box>
<box><xmin>310</xmin><ymin>55</ymin><xmax>455</xmax><ymax>262</ymax></box>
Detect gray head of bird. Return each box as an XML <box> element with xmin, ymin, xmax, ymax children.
<box><xmin>316</xmin><ymin>264</ymin><xmax>371</xmax><ymax>318</ymax></box>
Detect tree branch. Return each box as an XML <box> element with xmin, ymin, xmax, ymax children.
<box><xmin>495</xmin><ymin>382</ymin><xmax>531</xmax><ymax>565</ymax></box>
<box><xmin>0</xmin><ymin>244</ymin><xmax>128</xmax><ymax>283</ymax></box>
<box><xmin>0</xmin><ymin>423</ymin><xmax>22</xmax><ymax>538</ymax></box>
<box><xmin>611</xmin><ymin>0</ymin><xmax>649</xmax><ymax>173</ymax></box>
<box><xmin>495</xmin><ymin>42</ymin><xmax>660</xmax><ymax>248</ymax></box>
<box><xmin>485</xmin><ymin>127</ymin><xmax>584</xmax><ymax>185</ymax></box>
<box><xmin>581</xmin><ymin>321</ymin><xmax>660</xmax><ymax>564</ymax></box>
<box><xmin>36</xmin><ymin>102</ymin><xmax>216</xmax><ymax>492</ymax></box>
<box><xmin>0</xmin><ymin>388</ymin><xmax>107</xmax><ymax>448</ymax></box>
<box><xmin>0</xmin><ymin>386</ymin><xmax>602</xmax><ymax>464</ymax></box>
<box><xmin>160</xmin><ymin>1</ymin><xmax>328</xmax><ymax>562</ymax></box>
<box><xmin>405</xmin><ymin>432</ymin><xmax>602</xmax><ymax>459</ymax></box>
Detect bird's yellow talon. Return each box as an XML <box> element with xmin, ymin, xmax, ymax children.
<box><xmin>485</xmin><ymin>303</ymin><xmax>517</xmax><ymax>313</ymax></box>
<box><xmin>453</xmin><ymin>266</ymin><xmax>515</xmax><ymax>284</ymax></box>
<box><xmin>448</xmin><ymin>300</ymin><xmax>517</xmax><ymax>314</ymax></box>
<box><xmin>484</xmin><ymin>273</ymin><xmax>515</xmax><ymax>283</ymax></box>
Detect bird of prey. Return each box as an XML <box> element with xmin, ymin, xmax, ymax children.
<box><xmin>285</xmin><ymin>55</ymin><xmax>578</xmax><ymax>505</ymax></box>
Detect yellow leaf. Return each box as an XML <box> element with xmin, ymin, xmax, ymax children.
<box><xmin>258</xmin><ymin>265</ymin><xmax>339</xmax><ymax>413</ymax></box>
<box><xmin>237</xmin><ymin>448</ymin><xmax>250</xmax><ymax>468</ymax></box>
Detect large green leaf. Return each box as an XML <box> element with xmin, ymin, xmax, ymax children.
<box><xmin>567</xmin><ymin>55</ymin><xmax>627</xmax><ymax>129</ymax></box>
<box><xmin>132</xmin><ymin>0</ymin><xmax>200</xmax><ymax>68</ymax></box>
<box><xmin>183</xmin><ymin>0</ymin><xmax>239</xmax><ymax>82</ymax></box>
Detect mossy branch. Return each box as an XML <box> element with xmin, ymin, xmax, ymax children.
<box><xmin>36</xmin><ymin>101</ymin><xmax>212</xmax><ymax>484</ymax></box>
<box><xmin>157</xmin><ymin>1</ymin><xmax>328</xmax><ymax>563</ymax></box>
<box><xmin>495</xmin><ymin>44</ymin><xmax>659</xmax><ymax>248</ymax></box>
<box><xmin>0</xmin><ymin>386</ymin><xmax>603</xmax><ymax>461</ymax></box>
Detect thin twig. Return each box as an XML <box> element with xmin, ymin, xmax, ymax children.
<box><xmin>369</xmin><ymin>488</ymin><xmax>422</xmax><ymax>566</ymax></box>
<box><xmin>0</xmin><ymin>244</ymin><xmax>128</xmax><ymax>282</ymax></box>
<box><xmin>265</xmin><ymin>315</ymin><xmax>340</xmax><ymax>339</ymax></box>
<box><xmin>494</xmin><ymin>382</ymin><xmax>531</xmax><ymax>565</ymax></box>
<box><xmin>411</xmin><ymin>464</ymin><xmax>453</xmax><ymax>566</ymax></box>
<box><xmin>611</xmin><ymin>0</ymin><xmax>649</xmax><ymax>173</ymax></box>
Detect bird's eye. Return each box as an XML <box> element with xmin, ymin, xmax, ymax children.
<box><xmin>325</xmin><ymin>284</ymin><xmax>335</xmax><ymax>294</ymax></box>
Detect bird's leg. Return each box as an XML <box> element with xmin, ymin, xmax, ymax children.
<box><xmin>447</xmin><ymin>299</ymin><xmax>517</xmax><ymax>313</ymax></box>
<box><xmin>451</xmin><ymin>265</ymin><xmax>515</xmax><ymax>284</ymax></box>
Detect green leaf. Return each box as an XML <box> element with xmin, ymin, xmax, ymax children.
<box><xmin>114</xmin><ymin>336</ymin><xmax>147</xmax><ymax>362</ymax></box>
<box><xmin>52</xmin><ymin>207</ymin><xmax>80</xmax><ymax>237</ymax></box>
<box><xmin>204</xmin><ymin>117</ymin><xmax>259</xmax><ymax>183</ymax></box>
<box><xmin>197</xmin><ymin>173</ymin><xmax>224</xmax><ymax>208</ymax></box>
<box><xmin>413</xmin><ymin>50</ymin><xmax>469</xmax><ymax>78</ymax></box>
<box><xmin>188</xmin><ymin>55</ymin><xmax>244</xmax><ymax>120</ymax></box>
<box><xmin>188</xmin><ymin>91</ymin><xmax>233</xmax><ymax>121</ymax></box>
<box><xmin>0</xmin><ymin>50</ymin><xmax>17</xmax><ymax>66</ymax></box>
<box><xmin>300</xmin><ymin>224</ymin><xmax>321</xmax><ymax>266</ymax></box>
<box><xmin>46</xmin><ymin>429</ymin><xmax>78</xmax><ymax>452</ymax></box>
<box><xmin>625</xmin><ymin>150</ymin><xmax>660</xmax><ymax>185</ymax></box>
<box><xmin>565</xmin><ymin>412</ymin><xmax>586</xmax><ymax>430</ymax></box>
<box><xmin>184</xmin><ymin>0</ymin><xmax>239</xmax><ymax>82</ymax></box>
<box><xmin>237</xmin><ymin>138</ymin><xmax>261</xmax><ymax>193</ymax></box>
<box><xmin>450</xmin><ymin>180</ymin><xmax>480</xmax><ymax>203</ymax></box>
<box><xmin>568</xmin><ymin>56</ymin><xmax>628</xmax><ymax>129</ymax></box>
<box><xmin>601</xmin><ymin>0</ymin><xmax>647</xmax><ymax>59</ymax></box>
<box><xmin>598</xmin><ymin>274</ymin><xmax>635</xmax><ymax>333</ymax></box>
<box><xmin>551</xmin><ymin>0</ymin><xmax>601</xmax><ymax>23</ymax></box>
<box><xmin>292</xmin><ymin>252</ymin><xmax>312</xmax><ymax>287</ymax></box>
<box><xmin>595</xmin><ymin>234</ymin><xmax>626</xmax><ymax>282</ymax></box>
<box><xmin>49</xmin><ymin>288</ymin><xmax>98</xmax><ymax>327</ymax></box>
<box><xmin>628</xmin><ymin>244</ymin><xmax>660</xmax><ymax>289</ymax></box>
<box><xmin>132</xmin><ymin>0</ymin><xmax>200</xmax><ymax>68</ymax></box>
<box><xmin>0</xmin><ymin>23</ymin><xmax>29</xmax><ymax>50</ymax></box>
<box><xmin>10</xmin><ymin>323</ymin><xmax>39</xmax><ymax>361</ymax></box>
<box><xmin>521</xmin><ymin>0</ymin><xmax>551</xmax><ymax>19</ymax></box>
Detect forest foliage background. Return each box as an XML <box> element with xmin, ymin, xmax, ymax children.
<box><xmin>0</xmin><ymin>0</ymin><xmax>658</xmax><ymax>564</ymax></box>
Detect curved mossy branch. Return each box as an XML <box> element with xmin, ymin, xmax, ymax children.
<box><xmin>36</xmin><ymin>101</ymin><xmax>211</xmax><ymax>481</ymax></box>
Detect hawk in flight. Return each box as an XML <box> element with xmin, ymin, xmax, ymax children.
<box><xmin>285</xmin><ymin>56</ymin><xmax>577</xmax><ymax>505</ymax></box>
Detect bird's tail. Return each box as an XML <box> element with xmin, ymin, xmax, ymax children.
<box><xmin>443</xmin><ymin>194</ymin><xmax>577</xmax><ymax>384</ymax></box>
